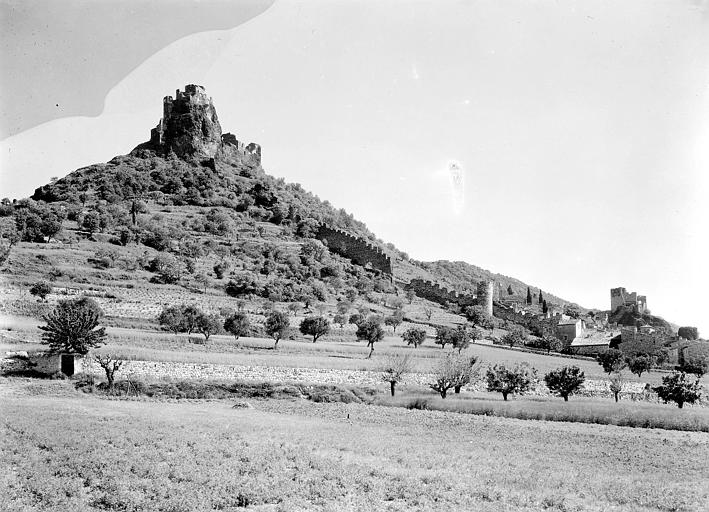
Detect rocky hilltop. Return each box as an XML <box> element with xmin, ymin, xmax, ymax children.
<box><xmin>9</xmin><ymin>85</ymin><xmax>584</xmax><ymax>328</ymax></box>
<box><xmin>131</xmin><ymin>84</ymin><xmax>261</xmax><ymax>165</ymax></box>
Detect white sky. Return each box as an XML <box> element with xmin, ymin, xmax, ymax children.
<box><xmin>2</xmin><ymin>0</ymin><xmax>708</xmax><ymax>335</ymax></box>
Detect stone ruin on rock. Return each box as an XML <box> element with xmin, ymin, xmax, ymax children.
<box><xmin>610</xmin><ymin>287</ymin><xmax>647</xmax><ymax>314</ymax></box>
<box><xmin>316</xmin><ymin>225</ymin><xmax>393</xmax><ymax>275</ymax></box>
<box><xmin>134</xmin><ymin>84</ymin><xmax>261</xmax><ymax>165</ymax></box>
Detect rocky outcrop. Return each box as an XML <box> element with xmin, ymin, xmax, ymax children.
<box><xmin>133</xmin><ymin>84</ymin><xmax>261</xmax><ymax>165</ymax></box>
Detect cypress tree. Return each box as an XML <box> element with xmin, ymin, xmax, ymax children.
<box><xmin>538</xmin><ymin>290</ymin><xmax>544</xmax><ymax>304</ymax></box>
<box><xmin>507</xmin><ymin>284</ymin><xmax>514</xmax><ymax>295</ymax></box>
<box><xmin>526</xmin><ymin>287</ymin><xmax>532</xmax><ymax>304</ymax></box>
<box><xmin>542</xmin><ymin>300</ymin><xmax>548</xmax><ymax>314</ymax></box>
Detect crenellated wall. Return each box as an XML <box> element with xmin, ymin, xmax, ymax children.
<box><xmin>316</xmin><ymin>225</ymin><xmax>393</xmax><ymax>275</ymax></box>
<box><xmin>406</xmin><ymin>279</ymin><xmax>476</xmax><ymax>307</ymax></box>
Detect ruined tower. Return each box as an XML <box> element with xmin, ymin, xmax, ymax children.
<box><xmin>477</xmin><ymin>280</ymin><xmax>494</xmax><ymax>317</ymax></box>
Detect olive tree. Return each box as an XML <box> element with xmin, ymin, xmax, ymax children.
<box><xmin>356</xmin><ymin>316</ymin><xmax>385</xmax><ymax>358</ymax></box>
<box><xmin>299</xmin><ymin>316</ymin><xmax>330</xmax><ymax>343</ymax></box>
<box><xmin>626</xmin><ymin>354</ymin><xmax>653</xmax><ymax>378</ymax></box>
<box><xmin>380</xmin><ymin>354</ymin><xmax>414</xmax><ymax>396</ymax></box>
<box><xmin>265</xmin><ymin>310</ymin><xmax>290</xmax><ymax>349</ymax></box>
<box><xmin>402</xmin><ymin>327</ymin><xmax>427</xmax><ymax>348</ymax></box>
<box><xmin>653</xmin><ymin>371</ymin><xmax>702</xmax><ymax>409</ymax></box>
<box><xmin>596</xmin><ymin>349</ymin><xmax>627</xmax><ymax>375</ymax></box>
<box><xmin>30</xmin><ymin>281</ymin><xmax>53</xmax><ymax>301</ymax></box>
<box><xmin>486</xmin><ymin>363</ymin><xmax>536</xmax><ymax>400</ymax></box>
<box><xmin>195</xmin><ymin>312</ymin><xmax>223</xmax><ymax>342</ymax></box>
<box><xmin>544</xmin><ymin>366</ymin><xmax>585</xmax><ymax>401</ymax></box>
<box><xmin>224</xmin><ymin>312</ymin><xmax>251</xmax><ymax>341</ymax></box>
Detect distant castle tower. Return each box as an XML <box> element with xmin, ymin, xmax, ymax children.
<box><xmin>610</xmin><ymin>287</ymin><xmax>647</xmax><ymax>314</ymax></box>
<box><xmin>477</xmin><ymin>280</ymin><xmax>494</xmax><ymax>317</ymax></box>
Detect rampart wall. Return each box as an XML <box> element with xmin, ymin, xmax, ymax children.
<box><xmin>407</xmin><ymin>279</ymin><xmax>476</xmax><ymax>307</ymax></box>
<box><xmin>316</xmin><ymin>226</ymin><xmax>393</xmax><ymax>275</ymax></box>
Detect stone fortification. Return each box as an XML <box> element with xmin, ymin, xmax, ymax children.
<box><xmin>610</xmin><ymin>287</ymin><xmax>647</xmax><ymax>314</ymax></box>
<box><xmin>316</xmin><ymin>225</ymin><xmax>393</xmax><ymax>275</ymax></box>
<box><xmin>138</xmin><ymin>84</ymin><xmax>261</xmax><ymax>165</ymax></box>
<box><xmin>407</xmin><ymin>279</ymin><xmax>476</xmax><ymax>307</ymax></box>
<box><xmin>476</xmin><ymin>280</ymin><xmax>494</xmax><ymax>317</ymax></box>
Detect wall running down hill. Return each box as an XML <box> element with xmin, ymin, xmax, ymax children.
<box><xmin>406</xmin><ymin>279</ymin><xmax>476</xmax><ymax>307</ymax></box>
<box><xmin>316</xmin><ymin>225</ymin><xmax>393</xmax><ymax>275</ymax></box>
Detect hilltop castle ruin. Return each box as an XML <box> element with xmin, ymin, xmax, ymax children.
<box><xmin>610</xmin><ymin>287</ymin><xmax>647</xmax><ymax>314</ymax></box>
<box><xmin>140</xmin><ymin>84</ymin><xmax>261</xmax><ymax>165</ymax></box>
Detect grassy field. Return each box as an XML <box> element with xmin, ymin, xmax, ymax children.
<box><xmin>1</xmin><ymin>378</ymin><xmax>708</xmax><ymax>512</ymax></box>
<box><xmin>383</xmin><ymin>392</ymin><xmax>709</xmax><ymax>432</ymax></box>
<box><xmin>1</xmin><ymin>312</ymin><xmax>699</xmax><ymax>386</ymax></box>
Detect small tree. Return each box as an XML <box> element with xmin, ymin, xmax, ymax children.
<box><xmin>537</xmin><ymin>335</ymin><xmax>563</xmax><ymax>354</ymax></box>
<box><xmin>157</xmin><ymin>305</ymin><xmax>184</xmax><ymax>335</ymax></box>
<box><xmin>679</xmin><ymin>356</ymin><xmax>708</xmax><ymax>378</ymax></box>
<box><xmin>544</xmin><ymin>366</ymin><xmax>585</xmax><ymax>401</ymax></box>
<box><xmin>384</xmin><ymin>311</ymin><xmax>404</xmax><ymax>334</ymax></box>
<box><xmin>194</xmin><ymin>272</ymin><xmax>210</xmax><ymax>293</ymax></box>
<box><xmin>608</xmin><ymin>372</ymin><xmax>624</xmax><ymax>403</ymax></box>
<box><xmin>596</xmin><ymin>349</ymin><xmax>627</xmax><ymax>375</ymax></box>
<box><xmin>224</xmin><ymin>312</ymin><xmax>251</xmax><ymax>340</ymax></box>
<box><xmin>451</xmin><ymin>326</ymin><xmax>472</xmax><ymax>353</ymax></box>
<box><xmin>39</xmin><ymin>298</ymin><xmax>106</xmax><ymax>354</ymax></box>
<box><xmin>451</xmin><ymin>355</ymin><xmax>479</xmax><ymax>393</ymax></box>
<box><xmin>405</xmin><ymin>289</ymin><xmax>416</xmax><ymax>304</ymax></box>
<box><xmin>434</xmin><ymin>326</ymin><xmax>454</xmax><ymax>349</ymax></box>
<box><xmin>356</xmin><ymin>316</ymin><xmax>385</xmax><ymax>358</ymax></box>
<box><xmin>348</xmin><ymin>313</ymin><xmax>365</xmax><ymax>327</ymax></box>
<box><xmin>195</xmin><ymin>313</ymin><xmax>223</xmax><ymax>342</ymax></box>
<box><xmin>677</xmin><ymin>326</ymin><xmax>699</xmax><ymax>340</ymax></box>
<box><xmin>299</xmin><ymin>316</ymin><xmax>330</xmax><ymax>343</ymax></box>
<box><xmin>501</xmin><ymin>327</ymin><xmax>527</xmax><ymax>348</ymax></box>
<box><xmin>423</xmin><ymin>306</ymin><xmax>433</xmax><ymax>321</ymax></box>
<box><xmin>653</xmin><ymin>371</ymin><xmax>702</xmax><ymax>409</ymax></box>
<box><xmin>627</xmin><ymin>354</ymin><xmax>654</xmax><ymax>378</ymax></box>
<box><xmin>402</xmin><ymin>327</ymin><xmax>426</xmax><ymax>348</ymax></box>
<box><xmin>213</xmin><ymin>261</ymin><xmax>230</xmax><ymax>280</ymax></box>
<box><xmin>333</xmin><ymin>313</ymin><xmax>348</xmax><ymax>328</ymax></box>
<box><xmin>507</xmin><ymin>284</ymin><xmax>514</xmax><ymax>295</ymax></box>
<box><xmin>429</xmin><ymin>354</ymin><xmax>456</xmax><ymax>399</ymax></box>
<box><xmin>486</xmin><ymin>363</ymin><xmax>536</xmax><ymax>400</ymax></box>
<box><xmin>30</xmin><ymin>281</ymin><xmax>53</xmax><ymax>301</ymax></box>
<box><xmin>265</xmin><ymin>310</ymin><xmax>290</xmax><ymax>349</ymax></box>
<box><xmin>93</xmin><ymin>353</ymin><xmax>125</xmax><ymax>390</ymax></box>
<box><xmin>380</xmin><ymin>354</ymin><xmax>413</xmax><ymax>396</ymax></box>
<box><xmin>464</xmin><ymin>305</ymin><xmax>493</xmax><ymax>330</ymax></box>
<box><xmin>180</xmin><ymin>305</ymin><xmax>201</xmax><ymax>336</ymax></box>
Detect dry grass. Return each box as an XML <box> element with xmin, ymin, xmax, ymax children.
<box><xmin>1</xmin><ymin>381</ymin><xmax>708</xmax><ymax>511</ymax></box>
<box><xmin>384</xmin><ymin>393</ymin><xmax>709</xmax><ymax>432</ymax></box>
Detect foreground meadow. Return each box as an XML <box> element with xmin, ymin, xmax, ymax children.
<box><xmin>1</xmin><ymin>379</ymin><xmax>708</xmax><ymax>512</ymax></box>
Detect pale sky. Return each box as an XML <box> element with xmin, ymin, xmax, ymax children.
<box><xmin>2</xmin><ymin>0</ymin><xmax>708</xmax><ymax>335</ymax></box>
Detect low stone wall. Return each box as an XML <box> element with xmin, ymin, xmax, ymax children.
<box><xmin>89</xmin><ymin>359</ymin><xmax>664</xmax><ymax>401</ymax></box>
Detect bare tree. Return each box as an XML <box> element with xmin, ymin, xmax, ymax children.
<box><xmin>380</xmin><ymin>354</ymin><xmax>414</xmax><ymax>396</ymax></box>
<box><xmin>93</xmin><ymin>353</ymin><xmax>125</xmax><ymax>390</ymax></box>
